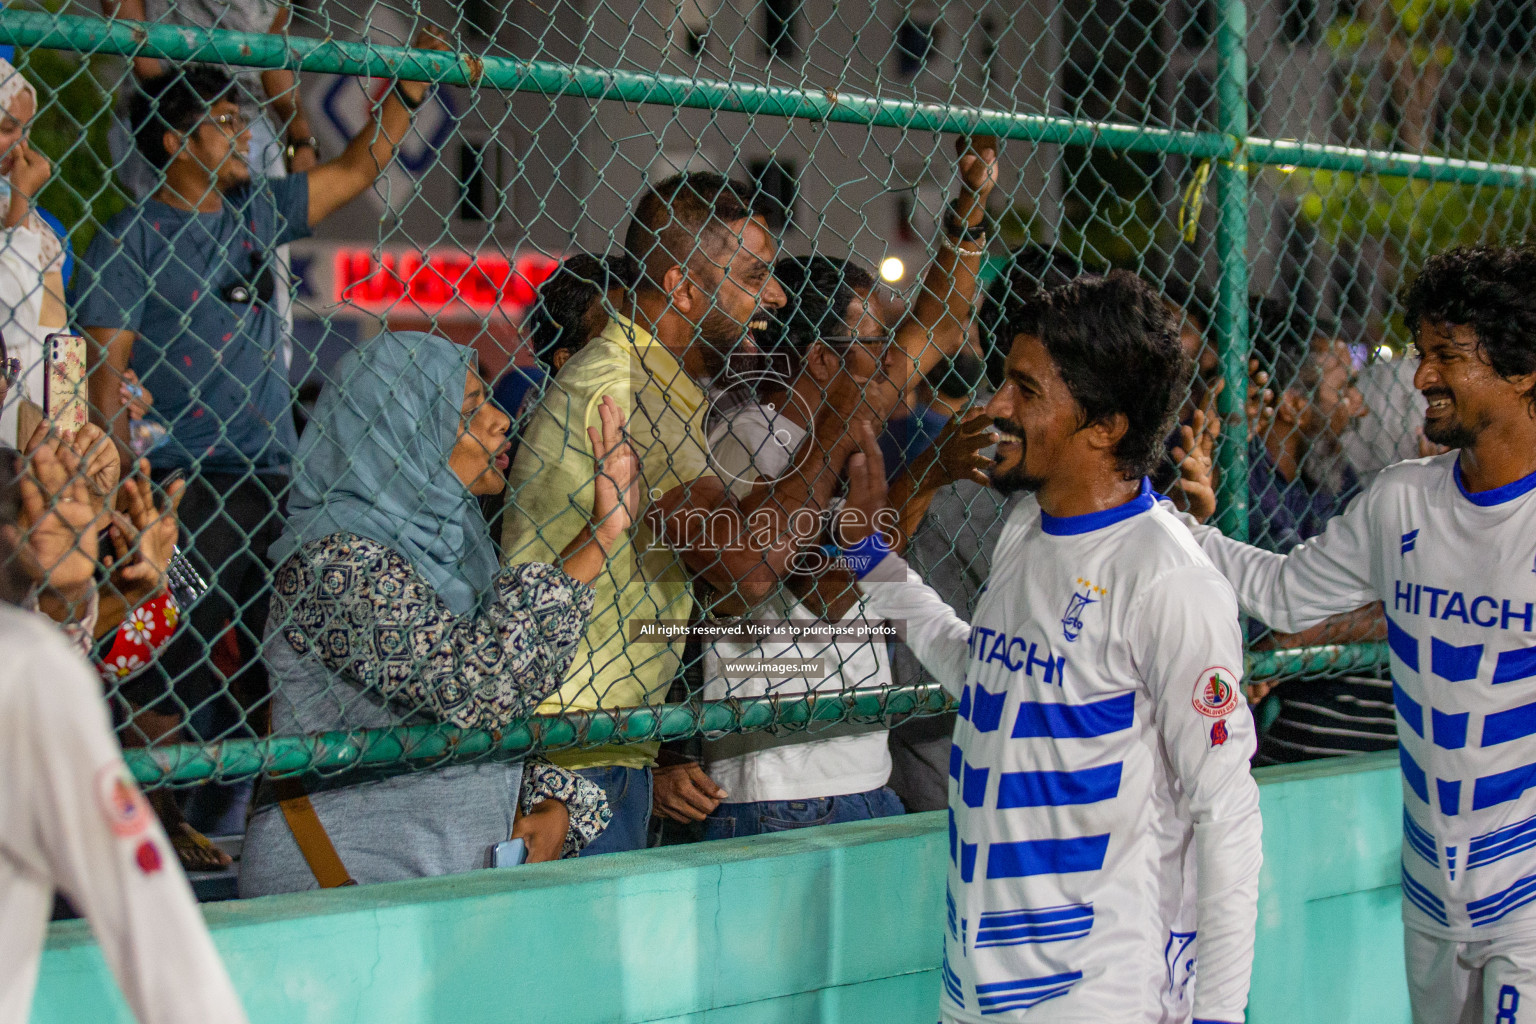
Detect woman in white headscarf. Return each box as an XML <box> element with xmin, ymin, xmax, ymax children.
<box><xmin>0</xmin><ymin>57</ymin><xmax>67</xmax><ymax>449</ymax></box>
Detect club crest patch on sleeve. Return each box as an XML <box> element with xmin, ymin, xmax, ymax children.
<box><xmin>1210</xmin><ymin>720</ymin><xmax>1229</xmax><ymax>747</ymax></box>
<box><xmin>95</xmin><ymin>764</ymin><xmax>152</xmax><ymax>839</ymax></box>
<box><xmin>1192</xmin><ymin>667</ymin><xmax>1240</xmax><ymax>718</ymax></box>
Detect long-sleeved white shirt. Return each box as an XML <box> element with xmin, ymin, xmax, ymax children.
<box><xmin>1187</xmin><ymin>453</ymin><xmax>1536</xmax><ymax>940</ymax></box>
<box><xmin>861</xmin><ymin>483</ymin><xmax>1262</xmax><ymax>1023</ymax></box>
<box><xmin>0</xmin><ymin>605</ymin><xmax>249</xmax><ymax>1024</ymax></box>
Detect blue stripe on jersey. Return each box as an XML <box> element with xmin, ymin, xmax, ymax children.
<box><xmin>1404</xmin><ymin>809</ymin><xmax>1438</xmax><ymax>868</ymax></box>
<box><xmin>949</xmin><ymin>743</ymin><xmax>962</xmax><ymax>782</ymax></box>
<box><xmin>1393</xmin><ymin>681</ymin><xmax>1424</xmax><ymax>738</ymax></box>
<box><xmin>1011</xmin><ymin>692</ymin><xmax>1135</xmax><ymax>739</ymax></box>
<box><xmin>946</xmin><ymin>886</ymin><xmax>958</xmax><ymax>938</ymax></box>
<box><xmin>971</xmin><ymin>683</ymin><xmax>1008</xmax><ymax>733</ymax></box>
<box><xmin>1432</xmin><ymin>708</ymin><xmax>1469</xmax><ymax>750</ymax></box>
<box><xmin>1438</xmin><ymin>779</ymin><xmax>1462</xmax><ymax>817</ymax></box>
<box><xmin>962</xmin><ymin>762</ymin><xmax>991</xmax><ymax>808</ymax></box>
<box><xmin>1402</xmin><ymin>746</ymin><xmax>1430</xmax><ymax>804</ymax></box>
<box><xmin>986</xmin><ymin>834</ymin><xmax>1111</xmax><ymax>879</ymax></box>
<box><xmin>1432</xmin><ymin>637</ymin><xmax>1484</xmax><ymax>682</ymax></box>
<box><xmin>1481</xmin><ymin>700</ymin><xmax>1536</xmax><ymax>748</ymax></box>
<box><xmin>957</xmin><ymin>685</ymin><xmax>972</xmax><ymax>722</ymax></box>
<box><xmin>1401</xmin><ymin>863</ymin><xmax>1450</xmax><ymax>925</ymax></box>
<box><xmin>996</xmin><ymin>763</ymin><xmax>1123</xmax><ymax>808</ymax></box>
<box><xmin>975</xmin><ymin>903</ymin><xmax>1094</xmax><ymax>949</ymax></box>
<box><xmin>1469</xmin><ymin>812</ymin><xmax>1536</xmax><ymax>870</ymax></box>
<box><xmin>1387</xmin><ymin>616</ymin><xmax>1420</xmax><ymax>671</ymax></box>
<box><xmin>1495</xmin><ymin>647</ymin><xmax>1536</xmax><ymax>686</ymax></box>
<box><xmin>961</xmin><ymin>841</ymin><xmax>979</xmax><ymax>883</ymax></box>
<box><xmin>942</xmin><ymin>955</ymin><xmax>965</xmax><ymax>1006</ymax></box>
<box><xmin>1469</xmin><ymin>871</ymin><xmax>1536</xmax><ymax>927</ymax></box>
<box><xmin>1473</xmin><ymin>761</ymin><xmax>1536</xmax><ymax>811</ymax></box>
<box><xmin>975</xmin><ymin>971</ymin><xmax>1082</xmax><ymax>1015</ymax></box>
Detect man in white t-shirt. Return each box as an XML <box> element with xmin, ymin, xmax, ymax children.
<box><xmin>0</xmin><ymin>474</ymin><xmax>249</xmax><ymax>1023</ymax></box>
<box><xmin>690</xmin><ymin>252</ymin><xmax>991</xmax><ymax>837</ymax></box>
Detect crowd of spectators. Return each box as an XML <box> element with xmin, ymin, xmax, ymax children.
<box><xmin>0</xmin><ymin>15</ymin><xmax>1428</xmax><ymax>904</ymax></box>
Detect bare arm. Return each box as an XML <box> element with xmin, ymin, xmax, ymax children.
<box><xmin>85</xmin><ymin>326</ymin><xmax>136</xmax><ymax>458</ymax></box>
<box><xmin>259</xmin><ymin>6</ymin><xmax>319</xmax><ymax>173</ymax></box>
<box><xmin>893</xmin><ymin>145</ymin><xmax>998</xmax><ymax>385</ymax></box>
<box><xmin>658</xmin><ymin>414</ymin><xmax>859</xmax><ymax>609</ymax></box>
<box><xmin>98</xmin><ymin>0</ymin><xmax>162</xmax><ymax>79</ymax></box>
<box><xmin>303</xmin><ymin>27</ymin><xmax>449</xmax><ymax>225</ymax></box>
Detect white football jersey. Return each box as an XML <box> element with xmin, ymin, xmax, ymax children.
<box><xmin>0</xmin><ymin>605</ymin><xmax>248</xmax><ymax>1024</ymax></box>
<box><xmin>862</xmin><ymin>482</ymin><xmax>1262</xmax><ymax>1023</ymax></box>
<box><xmin>1188</xmin><ymin>453</ymin><xmax>1536</xmax><ymax>940</ymax></box>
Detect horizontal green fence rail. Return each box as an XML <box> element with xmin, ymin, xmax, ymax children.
<box><xmin>3</xmin><ymin>12</ymin><xmax>1536</xmax><ymax>187</ymax></box>
<box><xmin>121</xmin><ymin>645</ymin><xmax>1389</xmax><ymax>785</ymax></box>
<box><xmin>0</xmin><ymin>9</ymin><xmax>1420</xmax><ymax>787</ymax></box>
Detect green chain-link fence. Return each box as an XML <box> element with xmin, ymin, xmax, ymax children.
<box><xmin>0</xmin><ymin>0</ymin><xmax>1531</xmax><ymax>789</ymax></box>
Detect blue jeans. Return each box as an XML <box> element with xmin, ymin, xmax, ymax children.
<box><xmin>574</xmin><ymin>767</ymin><xmax>653</xmax><ymax>857</ymax></box>
<box><xmin>702</xmin><ymin>785</ymin><xmax>905</xmax><ymax>840</ymax></box>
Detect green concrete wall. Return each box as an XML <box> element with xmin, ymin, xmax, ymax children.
<box><xmin>31</xmin><ymin>751</ymin><xmax>1408</xmax><ymax>1024</ymax></box>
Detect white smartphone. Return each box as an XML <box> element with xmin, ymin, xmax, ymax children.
<box><xmin>490</xmin><ymin>838</ymin><xmax>528</xmax><ymax>868</ymax></box>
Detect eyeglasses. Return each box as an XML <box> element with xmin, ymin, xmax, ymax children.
<box><xmin>2</xmin><ymin>357</ymin><xmax>18</xmax><ymax>388</ymax></box>
<box><xmin>199</xmin><ymin>112</ymin><xmax>249</xmax><ymax>135</ymax></box>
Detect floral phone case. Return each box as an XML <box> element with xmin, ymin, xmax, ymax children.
<box><xmin>43</xmin><ymin>332</ymin><xmax>87</xmax><ymax>435</ymax></box>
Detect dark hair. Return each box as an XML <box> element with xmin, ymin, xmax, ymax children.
<box><xmin>130</xmin><ymin>66</ymin><xmax>237</xmax><ymax>169</ymax></box>
<box><xmin>765</xmin><ymin>255</ymin><xmax>877</xmax><ymax>373</ymax></box>
<box><xmin>1161</xmin><ymin>278</ymin><xmax>1215</xmax><ymax>335</ymax></box>
<box><xmin>980</xmin><ymin>245</ymin><xmax>1095</xmax><ymax>388</ymax></box>
<box><xmin>1031</xmin><ymin>270</ymin><xmax>1191</xmax><ymax>479</ymax></box>
<box><xmin>623</xmin><ymin>173</ymin><xmax>756</xmax><ymax>296</ymax></box>
<box><xmin>1401</xmin><ymin>244</ymin><xmax>1536</xmax><ymax>410</ymax></box>
<box><xmin>1249</xmin><ymin>295</ymin><xmax>1336</xmax><ymax>394</ymax></box>
<box><xmin>526</xmin><ymin>254</ymin><xmax>639</xmax><ymax>366</ymax></box>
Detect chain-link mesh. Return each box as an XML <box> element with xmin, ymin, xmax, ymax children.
<box><xmin>0</xmin><ymin>0</ymin><xmax>1529</xmax><ymax>788</ymax></box>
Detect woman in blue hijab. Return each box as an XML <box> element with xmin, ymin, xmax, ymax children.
<box><xmin>240</xmin><ymin>332</ymin><xmax>637</xmax><ymax>894</ymax></box>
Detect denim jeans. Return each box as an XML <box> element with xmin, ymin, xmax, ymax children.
<box><xmin>574</xmin><ymin>766</ymin><xmax>653</xmax><ymax>856</ymax></box>
<box><xmin>702</xmin><ymin>785</ymin><xmax>905</xmax><ymax>840</ymax></box>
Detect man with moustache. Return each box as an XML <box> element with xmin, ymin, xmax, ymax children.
<box><xmin>1182</xmin><ymin>245</ymin><xmax>1536</xmax><ymax>1024</ymax></box>
<box><xmin>840</xmin><ymin>271</ymin><xmax>1263</xmax><ymax>1022</ymax></box>
<box><xmin>504</xmin><ymin>172</ymin><xmax>871</xmax><ymax>854</ymax></box>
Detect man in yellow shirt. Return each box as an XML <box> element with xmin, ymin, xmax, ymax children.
<box><xmin>504</xmin><ymin>173</ymin><xmax>864</xmax><ymax>854</ymax></box>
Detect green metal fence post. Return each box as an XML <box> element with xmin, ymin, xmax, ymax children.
<box><xmin>1214</xmin><ymin>0</ymin><xmax>1251</xmax><ymax>541</ymax></box>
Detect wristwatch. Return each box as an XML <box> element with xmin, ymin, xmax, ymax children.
<box><xmin>285</xmin><ymin>135</ymin><xmax>319</xmax><ymax>163</ymax></box>
<box><xmin>942</xmin><ymin>205</ymin><xmax>988</xmax><ymax>242</ymax></box>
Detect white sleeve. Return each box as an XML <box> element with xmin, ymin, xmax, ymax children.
<box><xmin>21</xmin><ymin>637</ymin><xmax>250</xmax><ymax>1024</ymax></box>
<box><xmin>859</xmin><ymin>552</ymin><xmax>971</xmax><ymax>696</ymax></box>
<box><xmin>1178</xmin><ymin>487</ymin><xmax>1379</xmax><ymax>633</ymax></box>
<box><xmin>1133</xmin><ymin>565</ymin><xmax>1262</xmax><ymax>1024</ymax></box>
<box><xmin>0</xmin><ymin>226</ymin><xmax>45</xmax><ymax>331</ymax></box>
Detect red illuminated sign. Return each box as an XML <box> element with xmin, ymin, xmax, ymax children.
<box><xmin>335</xmin><ymin>249</ymin><xmax>559</xmax><ymax>314</ymax></box>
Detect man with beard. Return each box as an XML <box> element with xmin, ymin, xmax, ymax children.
<box><xmin>1183</xmin><ymin>245</ymin><xmax>1536</xmax><ymax>1023</ymax></box>
<box><xmin>1237</xmin><ymin>298</ymin><xmax>1395</xmax><ymax>763</ymax></box>
<box><xmin>504</xmin><ymin>172</ymin><xmax>870</xmax><ymax>855</ymax></box>
<box><xmin>840</xmin><ymin>271</ymin><xmax>1263</xmax><ymax>1023</ymax></box>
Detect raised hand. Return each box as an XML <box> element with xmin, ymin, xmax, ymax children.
<box><xmin>833</xmin><ymin>418</ymin><xmax>889</xmax><ymax>547</ymax></box>
<box><xmin>15</xmin><ymin>435</ymin><xmax>104</xmax><ymax>602</ymax></box>
<box><xmin>931</xmin><ymin>410</ymin><xmax>994</xmax><ymax>488</ymax></box>
<box><xmin>105</xmin><ymin>459</ymin><xmax>185</xmax><ymax>596</ymax></box>
<box><xmin>587</xmin><ymin>395</ymin><xmax>639</xmax><ymax>551</ymax></box>
<box><xmin>1167</xmin><ymin>379</ymin><xmax>1223</xmax><ymax>523</ymax></box>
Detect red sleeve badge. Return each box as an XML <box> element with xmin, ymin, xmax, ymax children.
<box><xmin>1210</xmin><ymin>719</ymin><xmax>1229</xmax><ymax>747</ymax></box>
<box><xmin>1192</xmin><ymin>666</ymin><xmax>1240</xmax><ymax>718</ymax></box>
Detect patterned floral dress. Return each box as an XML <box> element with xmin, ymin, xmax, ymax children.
<box><xmin>238</xmin><ymin>533</ymin><xmax>608</xmax><ymax>894</ymax></box>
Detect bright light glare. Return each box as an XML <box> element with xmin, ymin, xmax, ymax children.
<box><xmin>879</xmin><ymin>256</ymin><xmax>905</xmax><ymax>283</ymax></box>
<box><xmin>1374</xmin><ymin>345</ymin><xmax>1394</xmax><ymax>363</ymax></box>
